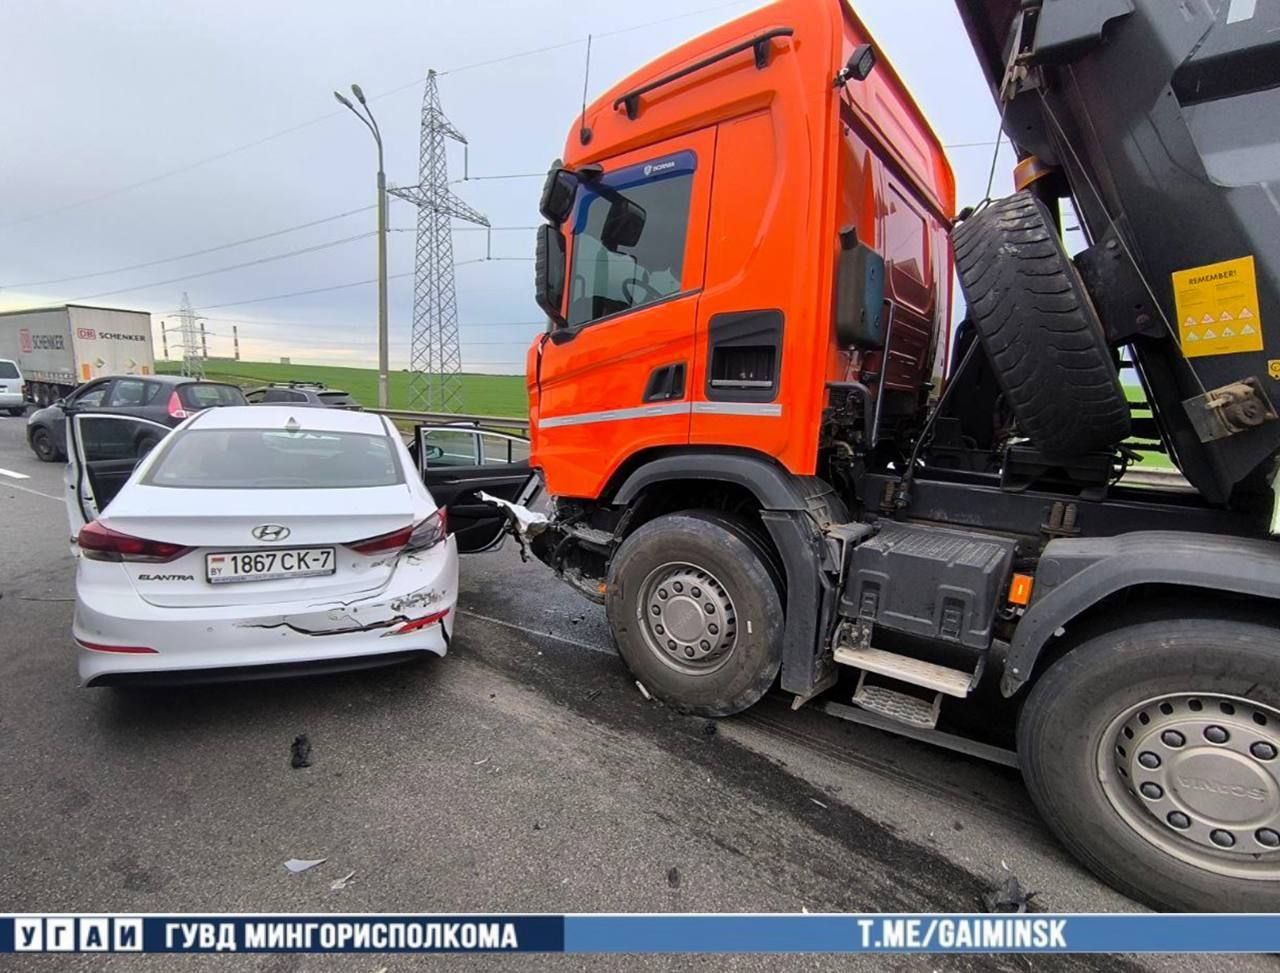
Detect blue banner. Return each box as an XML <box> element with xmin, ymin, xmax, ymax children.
<box><xmin>3</xmin><ymin>914</ymin><xmax>1280</xmax><ymax>954</ymax></box>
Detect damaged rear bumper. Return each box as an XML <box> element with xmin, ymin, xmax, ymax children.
<box><xmin>74</xmin><ymin>539</ymin><xmax>459</xmax><ymax>686</ymax></box>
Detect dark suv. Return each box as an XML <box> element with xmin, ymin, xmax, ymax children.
<box><xmin>245</xmin><ymin>382</ymin><xmax>361</xmax><ymax>409</ymax></box>
<box><xmin>26</xmin><ymin>374</ymin><xmax>246</xmax><ymax>462</ymax></box>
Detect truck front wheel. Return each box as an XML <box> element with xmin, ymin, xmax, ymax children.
<box><xmin>1018</xmin><ymin>614</ymin><xmax>1280</xmax><ymax>911</ymax></box>
<box><xmin>606</xmin><ymin>511</ymin><xmax>784</xmax><ymax>718</ymax></box>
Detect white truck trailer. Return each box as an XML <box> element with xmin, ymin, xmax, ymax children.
<box><xmin>0</xmin><ymin>305</ymin><xmax>155</xmax><ymax>406</ymax></box>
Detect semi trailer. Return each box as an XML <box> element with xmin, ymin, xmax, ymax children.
<box><xmin>510</xmin><ymin>0</ymin><xmax>1280</xmax><ymax>911</ymax></box>
<box><xmin>0</xmin><ymin>305</ymin><xmax>155</xmax><ymax>407</ymax></box>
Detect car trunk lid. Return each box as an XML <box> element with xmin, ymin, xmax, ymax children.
<box><xmin>99</xmin><ymin>484</ymin><xmax>424</xmax><ymax>608</ymax></box>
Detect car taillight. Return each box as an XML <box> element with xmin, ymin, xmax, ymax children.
<box><xmin>346</xmin><ymin>509</ymin><xmax>447</xmax><ymax>556</ymax></box>
<box><xmin>167</xmin><ymin>390</ymin><xmax>191</xmax><ymax>419</ymax></box>
<box><xmin>77</xmin><ymin>520</ymin><xmax>191</xmax><ymax>563</ymax></box>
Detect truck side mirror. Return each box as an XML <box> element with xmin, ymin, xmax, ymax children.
<box><xmin>601</xmin><ymin>197</ymin><xmax>646</xmax><ymax>252</ymax></box>
<box><xmin>539</xmin><ymin>165</ymin><xmax>579</xmax><ymax>224</ymax></box>
<box><xmin>535</xmin><ymin>224</ymin><xmax>567</xmax><ymax>329</ymax></box>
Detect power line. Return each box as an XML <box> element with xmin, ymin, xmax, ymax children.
<box><xmin>162</xmin><ymin>271</ymin><xmax>415</xmax><ymax>313</ymax></box>
<box><xmin>196</xmin><ymin>315</ymin><xmax>542</xmax><ymax>329</ymax></box>
<box><xmin>0</xmin><ymin>110</ymin><xmax>350</xmax><ymax>231</ymax></box>
<box><xmin>66</xmin><ymin>231</ymin><xmax>377</xmax><ymax>303</ymax></box>
<box><xmin>453</xmin><ymin>173</ymin><xmax>543</xmax><ymax>182</ymax></box>
<box><xmin>2</xmin><ymin>206</ymin><xmax>376</xmax><ymax>290</ymax></box>
<box><xmin>2</xmin><ymin>0</ymin><xmax>760</xmax><ymax>229</ymax></box>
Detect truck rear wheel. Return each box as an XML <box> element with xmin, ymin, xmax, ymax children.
<box><xmin>953</xmin><ymin>191</ymin><xmax>1130</xmax><ymax>459</ymax></box>
<box><xmin>1018</xmin><ymin>614</ymin><xmax>1280</xmax><ymax>911</ymax></box>
<box><xmin>606</xmin><ymin>511</ymin><xmax>784</xmax><ymax>718</ymax></box>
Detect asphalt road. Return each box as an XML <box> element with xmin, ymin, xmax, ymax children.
<box><xmin>0</xmin><ymin>413</ymin><xmax>1267</xmax><ymax>972</ymax></box>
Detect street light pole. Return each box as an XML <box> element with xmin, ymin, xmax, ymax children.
<box><xmin>335</xmin><ymin>84</ymin><xmax>390</xmax><ymax>409</ymax></box>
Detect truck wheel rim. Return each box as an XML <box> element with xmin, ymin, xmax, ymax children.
<box><xmin>636</xmin><ymin>561</ymin><xmax>737</xmax><ymax>675</ymax></box>
<box><xmin>1098</xmin><ymin>693</ymin><xmax>1280</xmax><ymax>879</ymax></box>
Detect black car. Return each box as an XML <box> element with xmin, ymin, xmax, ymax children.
<box><xmin>244</xmin><ymin>382</ymin><xmax>361</xmax><ymax>409</ymax></box>
<box><xmin>26</xmin><ymin>374</ymin><xmax>246</xmax><ymax>462</ymax></box>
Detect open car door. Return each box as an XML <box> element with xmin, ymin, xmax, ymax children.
<box><xmin>64</xmin><ymin>413</ymin><xmax>171</xmax><ymax>539</ymax></box>
<box><xmin>415</xmin><ymin>424</ymin><xmax>540</xmax><ymax>553</ymax></box>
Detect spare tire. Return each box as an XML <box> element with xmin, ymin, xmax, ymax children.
<box><xmin>952</xmin><ymin>191</ymin><xmax>1130</xmax><ymax>459</ymax></box>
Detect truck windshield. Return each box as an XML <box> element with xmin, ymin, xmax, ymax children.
<box><xmin>567</xmin><ymin>151</ymin><xmax>695</xmax><ymax>327</ymax></box>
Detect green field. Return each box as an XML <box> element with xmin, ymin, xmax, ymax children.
<box><xmin>157</xmin><ymin>360</ymin><xmax>1177</xmax><ymax>471</ymax></box>
<box><xmin>157</xmin><ymin>359</ymin><xmax>528</xmax><ymax>417</ymax></box>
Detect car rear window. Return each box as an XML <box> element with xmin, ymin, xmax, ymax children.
<box><xmin>0</xmin><ymin>361</ymin><xmax>20</xmax><ymax>379</ymax></box>
<box><xmin>318</xmin><ymin>392</ymin><xmax>356</xmax><ymax>406</ymax></box>
<box><xmin>179</xmin><ymin>383</ymin><xmax>247</xmax><ymax>409</ymax></box>
<box><xmin>143</xmin><ymin>429</ymin><xmax>402</xmax><ymax>489</ymax></box>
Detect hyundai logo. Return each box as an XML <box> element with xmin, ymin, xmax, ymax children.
<box><xmin>252</xmin><ymin>524</ymin><xmax>291</xmax><ymax>542</ymax></box>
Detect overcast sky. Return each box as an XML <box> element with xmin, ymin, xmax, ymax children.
<box><xmin>0</xmin><ymin>0</ymin><xmax>1017</xmax><ymax>373</ymax></box>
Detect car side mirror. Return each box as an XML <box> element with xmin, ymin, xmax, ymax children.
<box><xmin>539</xmin><ymin>164</ymin><xmax>578</xmax><ymax>224</ymax></box>
<box><xmin>601</xmin><ymin>196</ymin><xmax>646</xmax><ymax>252</ymax></box>
<box><xmin>535</xmin><ymin>224</ymin><xmax>567</xmax><ymax>329</ymax></box>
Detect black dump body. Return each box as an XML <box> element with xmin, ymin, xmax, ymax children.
<box><xmin>956</xmin><ymin>0</ymin><xmax>1280</xmax><ymax>505</ymax></box>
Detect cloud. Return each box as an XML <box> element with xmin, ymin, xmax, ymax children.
<box><xmin>0</xmin><ymin>0</ymin><xmax>1009</xmax><ymax>371</ymax></box>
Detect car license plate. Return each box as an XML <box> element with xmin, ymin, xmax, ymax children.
<box><xmin>206</xmin><ymin>548</ymin><xmax>336</xmax><ymax>584</ymax></box>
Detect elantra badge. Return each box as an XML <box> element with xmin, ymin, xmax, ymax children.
<box><xmin>252</xmin><ymin>524</ymin><xmax>291</xmax><ymax>542</ymax></box>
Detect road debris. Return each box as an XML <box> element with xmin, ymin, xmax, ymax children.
<box><xmin>284</xmin><ymin>858</ymin><xmax>326</xmax><ymax>874</ymax></box>
<box><xmin>474</xmin><ymin>758</ymin><xmax>489</xmax><ymax>766</ymax></box>
<box><xmin>290</xmin><ymin>735</ymin><xmax>312</xmax><ymax>769</ymax></box>
<box><xmin>981</xmin><ymin>876</ymin><xmax>1036</xmax><ymax>914</ymax></box>
<box><xmin>809</xmin><ymin>797</ymin><xmax>828</xmax><ymax>809</ymax></box>
<box><xmin>329</xmin><ymin>870</ymin><xmax>357</xmax><ymax>891</ymax></box>
<box><xmin>635</xmin><ymin>681</ymin><xmax>652</xmax><ymax>701</ymax></box>
<box><xmin>478</xmin><ymin>492</ymin><xmax>549</xmax><ymax>562</ymax></box>
<box><xmin>702</xmin><ymin>720</ymin><xmax>717</xmax><ymax>738</ymax></box>
<box><xmin>667</xmin><ymin>867</ymin><xmax>680</xmax><ymax>889</ymax></box>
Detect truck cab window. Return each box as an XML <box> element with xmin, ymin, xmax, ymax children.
<box><xmin>567</xmin><ymin>155</ymin><xmax>695</xmax><ymax>328</ymax></box>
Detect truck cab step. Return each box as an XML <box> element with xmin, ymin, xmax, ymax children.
<box><xmin>833</xmin><ymin>644</ymin><xmax>975</xmax><ymax>698</ymax></box>
<box><xmin>852</xmin><ymin>678</ymin><xmax>941</xmax><ymax>730</ymax></box>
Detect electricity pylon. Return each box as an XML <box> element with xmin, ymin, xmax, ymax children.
<box><xmin>177</xmin><ymin>292</ymin><xmax>205</xmax><ymax>379</ymax></box>
<box><xmin>389</xmin><ymin>70</ymin><xmax>489</xmax><ymax>413</ymax></box>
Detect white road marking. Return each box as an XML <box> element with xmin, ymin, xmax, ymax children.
<box><xmin>459</xmin><ymin>608</ymin><xmax>613</xmax><ymax>655</ymax></box>
<box><xmin>1</xmin><ymin>480</ymin><xmax>63</xmax><ymax>502</ymax></box>
<box><xmin>0</xmin><ymin>468</ymin><xmax>30</xmax><ymax>480</ymax></box>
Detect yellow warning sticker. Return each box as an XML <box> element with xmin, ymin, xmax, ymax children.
<box><xmin>1173</xmin><ymin>255</ymin><xmax>1263</xmax><ymax>358</ymax></box>
<box><xmin>1270</xmin><ymin>360</ymin><xmax>1280</xmax><ymax>381</ymax></box>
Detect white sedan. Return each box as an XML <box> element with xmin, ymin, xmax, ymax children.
<box><xmin>63</xmin><ymin>405</ymin><xmax>537</xmax><ymax>686</ymax></box>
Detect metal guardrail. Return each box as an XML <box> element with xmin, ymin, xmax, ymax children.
<box><xmin>369</xmin><ymin>408</ymin><xmax>531</xmax><ymax>437</ymax></box>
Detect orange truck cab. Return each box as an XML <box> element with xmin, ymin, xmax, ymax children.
<box><xmin>514</xmin><ymin>0</ymin><xmax>1280</xmax><ymax>912</ymax></box>
<box><xmin>529</xmin><ymin>0</ymin><xmax>953</xmax><ymax>499</ymax></box>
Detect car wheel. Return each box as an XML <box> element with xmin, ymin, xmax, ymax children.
<box><xmin>29</xmin><ymin>427</ymin><xmax>59</xmax><ymax>463</ymax></box>
<box><xmin>1018</xmin><ymin>613</ymin><xmax>1280</xmax><ymax>912</ymax></box>
<box><xmin>7</xmin><ymin>407</ymin><xmax>24</xmax><ymax>417</ymax></box>
<box><xmin>605</xmin><ymin>510</ymin><xmax>784</xmax><ymax>718</ymax></box>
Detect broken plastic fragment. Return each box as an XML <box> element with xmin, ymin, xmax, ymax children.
<box><xmin>284</xmin><ymin>858</ymin><xmax>326</xmax><ymax>874</ymax></box>
<box><xmin>329</xmin><ymin>870</ymin><xmax>357</xmax><ymax>891</ymax></box>
<box><xmin>635</xmin><ymin>680</ymin><xmax>652</xmax><ymax>701</ymax></box>
<box><xmin>290</xmin><ymin>734</ymin><xmax>311</xmax><ymax>769</ymax></box>
<box><xmin>479</xmin><ymin>491</ymin><xmax>548</xmax><ymax>561</ymax></box>
<box><xmin>982</xmin><ymin>876</ymin><xmax>1036</xmax><ymax>913</ymax></box>
<box><xmin>478</xmin><ymin>492</ymin><xmax>548</xmax><ymax>534</ymax></box>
